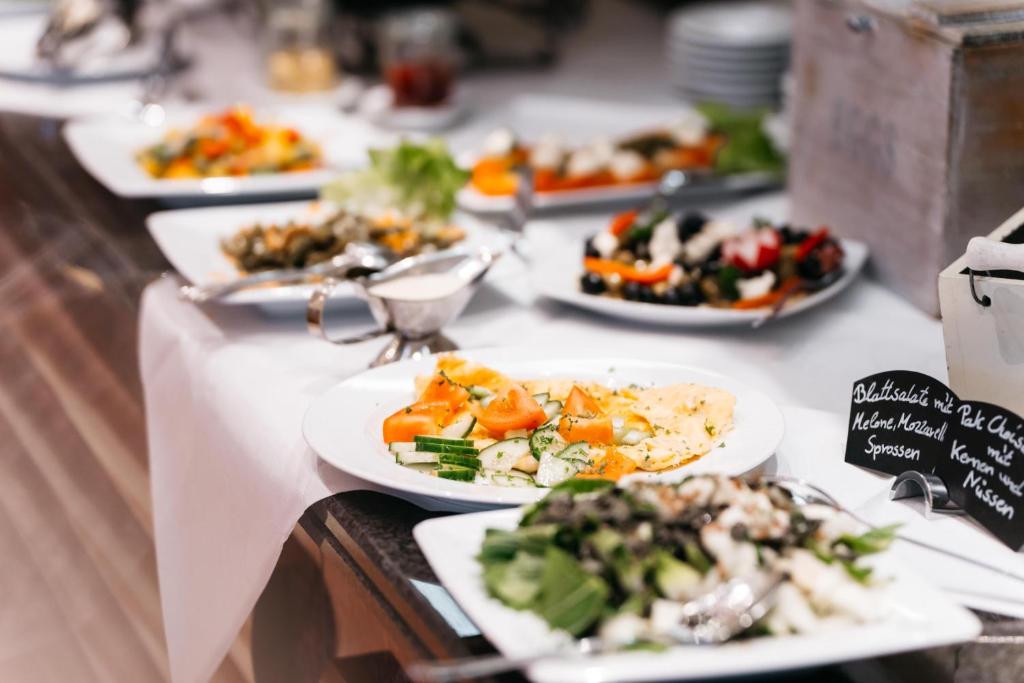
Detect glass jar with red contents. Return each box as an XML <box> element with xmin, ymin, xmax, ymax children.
<box><xmin>379</xmin><ymin>8</ymin><xmax>458</xmax><ymax>108</ymax></box>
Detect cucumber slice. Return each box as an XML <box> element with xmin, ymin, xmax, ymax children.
<box><xmin>388</xmin><ymin>442</ymin><xmax>418</xmax><ymax>454</ymax></box>
<box><xmin>478</xmin><ymin>438</ymin><xmax>531</xmax><ymax>472</ymax></box>
<box><xmin>531</xmin><ymin>393</ymin><xmax>550</xmax><ymax>404</ymax></box>
<box><xmin>442</xmin><ymin>414</ymin><xmax>477</xmax><ymax>438</ymax></box>
<box><xmin>395</xmin><ymin>451</ymin><xmax>439</xmax><ymax>465</ymax></box>
<box><xmin>542</xmin><ymin>400</ymin><xmax>563</xmax><ymax>421</ymax></box>
<box><xmin>620</xmin><ymin>429</ymin><xmax>650</xmax><ymax>446</ymax></box>
<box><xmin>414</xmin><ymin>435</ymin><xmax>475</xmax><ymax>447</ymax></box>
<box><xmin>436</xmin><ymin>465</ymin><xmax>476</xmax><ymax>482</ymax></box>
<box><xmin>439</xmin><ymin>453</ymin><xmax>482</xmax><ymax>470</ymax></box>
<box><xmin>490</xmin><ymin>472</ymin><xmax>537</xmax><ymax>488</ymax></box>
<box><xmin>536</xmin><ymin>449</ymin><xmax>587</xmax><ymax>487</ymax></box>
<box><xmin>612</xmin><ymin>416</ymin><xmax>627</xmax><ymax>441</ymax></box>
<box><xmin>467</xmin><ymin>385</ymin><xmax>493</xmax><ymax>400</ymax></box>
<box><xmin>413</xmin><ymin>441</ymin><xmax>480</xmax><ymax>455</ymax></box>
<box><xmin>556</xmin><ymin>441</ymin><xmax>592</xmax><ymax>464</ymax></box>
<box><xmin>529</xmin><ymin>425</ymin><xmax>567</xmax><ymax>461</ymax></box>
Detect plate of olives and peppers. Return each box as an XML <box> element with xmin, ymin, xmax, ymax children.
<box><xmin>530</xmin><ymin>208</ymin><xmax>867</xmax><ymax>326</ymax></box>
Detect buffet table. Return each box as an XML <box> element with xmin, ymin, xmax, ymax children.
<box><xmin>139</xmin><ymin>194</ymin><xmax>991</xmax><ymax>683</ymax></box>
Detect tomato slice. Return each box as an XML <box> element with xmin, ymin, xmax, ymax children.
<box><xmin>563</xmin><ymin>386</ymin><xmax>601</xmax><ymax>417</ymax></box>
<box><xmin>559</xmin><ymin>415</ymin><xmax>614</xmax><ymax>445</ymax></box>
<box><xmin>583</xmin><ymin>258</ymin><xmax>673</xmax><ymax>284</ymax></box>
<box><xmin>559</xmin><ymin>386</ymin><xmax>613</xmax><ymax>444</ymax></box>
<box><xmin>609</xmin><ymin>209</ymin><xmax>639</xmax><ymax>237</ymax></box>
<box><xmin>382</xmin><ymin>401</ymin><xmax>451</xmax><ymax>443</ymax></box>
<box><xmin>578</xmin><ymin>447</ymin><xmax>637</xmax><ymax>481</ymax></box>
<box><xmin>477</xmin><ymin>385</ymin><xmax>547</xmax><ymax>436</ymax></box>
<box><xmin>418</xmin><ymin>373</ymin><xmax>469</xmax><ymax>411</ymax></box>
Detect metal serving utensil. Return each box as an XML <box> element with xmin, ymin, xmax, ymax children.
<box><xmin>751</xmin><ymin>268</ymin><xmax>846</xmax><ymax>329</ymax></box>
<box><xmin>760</xmin><ymin>474</ymin><xmax>1024</xmax><ymax>585</ymax></box>
<box><xmin>306</xmin><ymin>247</ymin><xmax>499</xmax><ymax>367</ymax></box>
<box><xmin>406</xmin><ymin>572</ymin><xmax>783</xmax><ymax>682</ymax></box>
<box><xmin>178</xmin><ymin>242</ymin><xmax>391</xmax><ymax>304</ymax></box>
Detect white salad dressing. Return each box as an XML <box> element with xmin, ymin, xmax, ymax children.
<box><xmin>368</xmin><ymin>272</ymin><xmax>466</xmax><ymax>301</ymax></box>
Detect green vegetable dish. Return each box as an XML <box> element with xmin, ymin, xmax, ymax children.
<box><xmin>478</xmin><ymin>476</ymin><xmax>897</xmax><ymax>645</ymax></box>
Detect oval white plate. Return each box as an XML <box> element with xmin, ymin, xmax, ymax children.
<box><xmin>303</xmin><ymin>348</ymin><xmax>785</xmax><ymax>510</ymax></box>
<box><xmin>146</xmin><ymin>200</ymin><xmax>510</xmax><ymax>315</ymax></box>
<box><xmin>529</xmin><ymin>227</ymin><xmax>868</xmax><ymax>327</ymax></box>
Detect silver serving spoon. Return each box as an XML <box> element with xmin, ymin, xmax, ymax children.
<box><xmin>178</xmin><ymin>242</ymin><xmax>391</xmax><ymax>304</ymax></box>
<box><xmin>405</xmin><ymin>572</ymin><xmax>782</xmax><ymax>682</ymax></box>
<box><xmin>761</xmin><ymin>474</ymin><xmax>1024</xmax><ymax>585</ymax></box>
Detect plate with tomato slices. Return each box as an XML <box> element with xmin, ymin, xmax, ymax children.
<box><xmin>303</xmin><ymin>348</ymin><xmax>784</xmax><ymax>511</ymax></box>
<box><xmin>529</xmin><ymin>208</ymin><xmax>867</xmax><ymax>327</ymax></box>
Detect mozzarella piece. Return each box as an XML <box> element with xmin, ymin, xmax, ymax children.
<box><xmin>668</xmin><ymin>108</ymin><xmax>710</xmax><ymax>147</ymax></box>
<box><xmin>648</xmin><ymin>217</ymin><xmax>682</xmax><ymax>267</ymax></box>
<box><xmin>683</xmin><ymin>219</ymin><xmax>736</xmax><ymax>264</ymax></box>
<box><xmin>482</xmin><ymin>127</ymin><xmax>517</xmax><ymax>157</ymax></box>
<box><xmin>738</xmin><ymin>271</ymin><xmax>777</xmax><ymax>301</ymax></box>
<box><xmin>609</xmin><ymin>149</ymin><xmax>646</xmax><ymax>180</ymax></box>
<box><xmin>530</xmin><ymin>134</ymin><xmax>564</xmax><ymax>169</ymax></box>
<box><xmin>566</xmin><ymin>147</ymin><xmax>604</xmax><ymax>177</ymax></box>
<box><xmin>592</xmin><ymin>231</ymin><xmax>619</xmax><ymax>259</ymax></box>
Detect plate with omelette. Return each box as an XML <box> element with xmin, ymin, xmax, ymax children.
<box><xmin>303</xmin><ymin>348</ymin><xmax>784</xmax><ymax>510</ymax></box>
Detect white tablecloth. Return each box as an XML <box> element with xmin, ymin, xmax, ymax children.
<box><xmin>140</xmin><ymin>192</ymin><xmax>969</xmax><ymax>683</ymax></box>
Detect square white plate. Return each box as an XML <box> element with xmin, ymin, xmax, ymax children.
<box><xmin>415</xmin><ymin>507</ymin><xmax>981</xmax><ymax>682</ymax></box>
<box><xmin>64</xmin><ymin>105</ymin><xmax>394</xmax><ymax>200</ymax></box>
<box><xmin>146</xmin><ymin>200</ymin><xmax>509</xmax><ymax>314</ymax></box>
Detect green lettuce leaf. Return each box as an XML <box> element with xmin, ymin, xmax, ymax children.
<box><xmin>321</xmin><ymin>139</ymin><xmax>468</xmax><ymax>221</ymax></box>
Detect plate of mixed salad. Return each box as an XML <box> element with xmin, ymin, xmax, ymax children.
<box><xmin>147</xmin><ymin>140</ymin><xmax>505</xmax><ymax>313</ymax></box>
<box><xmin>530</xmin><ymin>207</ymin><xmax>867</xmax><ymax>326</ymax></box>
<box><xmin>457</xmin><ymin>102</ymin><xmax>784</xmax><ymax>213</ymax></box>
<box><xmin>302</xmin><ymin>349</ymin><xmax>784</xmax><ymax>509</ymax></box>
<box><xmin>414</xmin><ymin>476</ymin><xmax>981</xmax><ymax>682</ymax></box>
<box><xmin>63</xmin><ymin>104</ymin><xmax>392</xmax><ymax>200</ymax></box>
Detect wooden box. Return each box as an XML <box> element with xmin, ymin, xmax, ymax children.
<box><xmin>789</xmin><ymin>0</ymin><xmax>1024</xmax><ymax>315</ymax></box>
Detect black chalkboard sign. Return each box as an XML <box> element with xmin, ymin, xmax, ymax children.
<box><xmin>846</xmin><ymin>371</ymin><xmax>1024</xmax><ymax>550</ymax></box>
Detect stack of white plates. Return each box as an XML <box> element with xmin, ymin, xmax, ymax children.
<box><xmin>667</xmin><ymin>1</ymin><xmax>792</xmax><ymax>109</ymax></box>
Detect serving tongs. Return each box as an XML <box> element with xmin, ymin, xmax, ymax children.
<box><xmin>407</xmin><ymin>571</ymin><xmax>784</xmax><ymax>682</ymax></box>
<box><xmin>178</xmin><ymin>242</ymin><xmax>392</xmax><ymax>304</ymax></box>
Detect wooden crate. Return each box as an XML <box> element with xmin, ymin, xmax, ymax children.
<box><xmin>789</xmin><ymin>0</ymin><xmax>1024</xmax><ymax>315</ymax></box>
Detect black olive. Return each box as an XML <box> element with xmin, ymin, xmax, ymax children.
<box><xmin>633</xmin><ymin>241</ymin><xmax>651</xmax><ymax>261</ymax></box>
<box><xmin>661</xmin><ymin>288</ymin><xmax>682</xmax><ymax>306</ymax></box>
<box><xmin>676</xmin><ymin>282</ymin><xmax>704</xmax><ymax>306</ymax></box>
<box><xmin>677</xmin><ymin>212</ymin><xmax>708</xmax><ymax>241</ymax></box>
<box><xmin>622</xmin><ymin>281</ymin><xmax>643</xmax><ymax>301</ymax></box>
<box><xmin>584</xmin><ymin>237</ymin><xmax>601</xmax><ymax>259</ymax></box>
<box><xmin>798</xmin><ymin>252</ymin><xmax>824</xmax><ymax>280</ymax></box>
<box><xmin>580</xmin><ymin>272</ymin><xmax>607</xmax><ymax>294</ymax></box>
<box><xmin>638</xmin><ymin>285</ymin><xmax>656</xmax><ymax>303</ymax></box>
<box><xmin>780</xmin><ymin>226</ymin><xmax>809</xmax><ymax>245</ymax></box>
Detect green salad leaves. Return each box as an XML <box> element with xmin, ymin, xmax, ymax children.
<box><xmin>321</xmin><ymin>139</ymin><xmax>468</xmax><ymax>221</ymax></box>
<box><xmin>698</xmin><ymin>102</ymin><xmax>786</xmax><ymax>176</ymax></box>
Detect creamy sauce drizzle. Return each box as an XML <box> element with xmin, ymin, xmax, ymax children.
<box><xmin>368</xmin><ymin>272</ymin><xmax>465</xmax><ymax>301</ymax></box>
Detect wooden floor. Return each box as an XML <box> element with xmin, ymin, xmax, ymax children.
<box><xmin>0</xmin><ymin>115</ymin><xmax>252</xmax><ymax>683</ymax></box>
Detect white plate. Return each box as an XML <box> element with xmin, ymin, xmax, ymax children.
<box><xmin>146</xmin><ymin>200</ymin><xmax>509</xmax><ymax>314</ymax></box>
<box><xmin>668</xmin><ymin>1</ymin><xmax>793</xmax><ymax>49</ymax></box>
<box><xmin>458</xmin><ymin>173</ymin><xmax>781</xmax><ymax>214</ymax></box>
<box><xmin>414</xmin><ymin>507</ymin><xmax>981</xmax><ymax>683</ymax></box>
<box><xmin>529</xmin><ymin>226</ymin><xmax>867</xmax><ymax>327</ymax></box>
<box><xmin>63</xmin><ymin>105</ymin><xmax>394</xmax><ymax>200</ymax></box>
<box><xmin>303</xmin><ymin>348</ymin><xmax>785</xmax><ymax>510</ymax></box>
